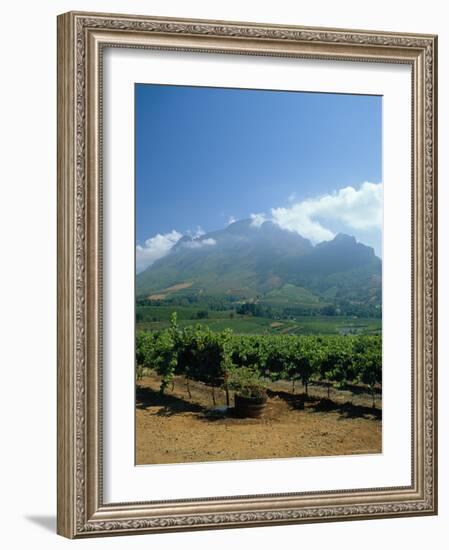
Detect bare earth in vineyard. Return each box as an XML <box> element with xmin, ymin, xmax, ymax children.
<box><xmin>136</xmin><ymin>373</ymin><xmax>381</xmax><ymax>465</ymax></box>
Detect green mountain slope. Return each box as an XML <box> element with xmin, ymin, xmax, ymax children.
<box><xmin>136</xmin><ymin>219</ymin><xmax>381</xmax><ymax>311</ymax></box>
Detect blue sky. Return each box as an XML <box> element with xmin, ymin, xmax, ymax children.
<box><xmin>135</xmin><ymin>84</ymin><xmax>382</xmax><ymax>272</ymax></box>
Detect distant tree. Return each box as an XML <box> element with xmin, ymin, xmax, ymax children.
<box><xmin>236</xmin><ymin>302</ymin><xmax>263</xmax><ymax>317</ymax></box>
<box><xmin>321</xmin><ymin>304</ymin><xmax>337</xmax><ymax>316</ymax></box>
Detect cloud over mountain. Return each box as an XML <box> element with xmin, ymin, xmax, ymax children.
<box><xmin>136</xmin><ymin>216</ymin><xmax>382</xmax><ymax>312</ymax></box>
<box><xmin>182</xmin><ymin>238</ymin><xmax>217</xmax><ymax>249</ymax></box>
<box><xmin>136</xmin><ymin>182</ymin><xmax>382</xmax><ymax>272</ymax></box>
<box><xmin>250</xmin><ymin>212</ymin><xmax>267</xmax><ymax>227</ymax></box>
<box><xmin>136</xmin><ymin>230</ymin><xmax>182</xmax><ymax>273</ymax></box>
<box><xmin>271</xmin><ymin>182</ymin><xmax>382</xmax><ymax>243</ymax></box>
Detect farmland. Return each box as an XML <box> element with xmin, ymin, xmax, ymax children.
<box><xmin>135</xmin><ymin>314</ymin><xmax>382</xmax><ymax>463</ymax></box>
<box><xmin>136</xmin><ymin>304</ymin><xmax>381</xmax><ymax>336</ymax></box>
<box><xmin>136</xmin><ymin>317</ymin><xmax>381</xmax><ymax>399</ymax></box>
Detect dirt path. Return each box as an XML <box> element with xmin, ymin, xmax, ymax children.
<box><xmin>136</xmin><ymin>374</ymin><xmax>382</xmax><ymax>465</ymax></box>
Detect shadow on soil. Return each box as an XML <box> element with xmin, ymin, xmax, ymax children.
<box><xmin>136</xmin><ymin>386</ymin><xmax>204</xmax><ymax>417</ymax></box>
<box><xmin>266</xmin><ymin>389</ymin><xmax>382</xmax><ymax>420</ymax></box>
<box><xmin>137</xmin><ymin>384</ymin><xmax>381</xmax><ymax>422</ymax></box>
<box><xmin>137</xmin><ymin>385</ymin><xmax>242</xmax><ymax>422</ymax></box>
<box><xmin>310</xmin><ymin>397</ymin><xmax>382</xmax><ymax>420</ymax></box>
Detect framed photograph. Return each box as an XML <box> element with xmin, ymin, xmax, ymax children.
<box><xmin>57</xmin><ymin>11</ymin><xmax>438</xmax><ymax>538</ymax></box>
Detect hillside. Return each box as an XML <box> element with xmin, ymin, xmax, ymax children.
<box><xmin>136</xmin><ymin>219</ymin><xmax>381</xmax><ymax>312</ymax></box>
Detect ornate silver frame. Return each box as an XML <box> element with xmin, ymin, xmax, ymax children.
<box><xmin>57</xmin><ymin>11</ymin><xmax>438</xmax><ymax>538</ymax></box>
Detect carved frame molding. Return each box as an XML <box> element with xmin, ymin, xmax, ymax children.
<box><xmin>57</xmin><ymin>11</ymin><xmax>437</xmax><ymax>538</ymax></box>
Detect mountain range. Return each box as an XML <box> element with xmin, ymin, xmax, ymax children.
<box><xmin>136</xmin><ymin>219</ymin><xmax>381</xmax><ymax>312</ymax></box>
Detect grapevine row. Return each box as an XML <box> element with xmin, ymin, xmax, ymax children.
<box><xmin>136</xmin><ymin>313</ymin><xmax>381</xmax><ymax>406</ymax></box>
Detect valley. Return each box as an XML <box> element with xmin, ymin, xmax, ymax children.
<box><xmin>136</xmin><ymin>219</ymin><xmax>382</xmax><ymax>337</ymax></box>
<box><xmin>136</xmin><ymin>306</ymin><xmax>381</xmax><ymax>336</ymax></box>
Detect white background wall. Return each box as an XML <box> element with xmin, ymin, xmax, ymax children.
<box><xmin>0</xmin><ymin>1</ymin><xmax>446</xmax><ymax>548</ymax></box>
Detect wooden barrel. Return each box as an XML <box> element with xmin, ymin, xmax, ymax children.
<box><xmin>234</xmin><ymin>394</ymin><xmax>267</xmax><ymax>418</ymax></box>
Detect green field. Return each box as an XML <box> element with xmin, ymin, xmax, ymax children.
<box><xmin>260</xmin><ymin>284</ymin><xmax>325</xmax><ymax>309</ymax></box>
<box><xmin>136</xmin><ymin>304</ymin><xmax>381</xmax><ymax>336</ymax></box>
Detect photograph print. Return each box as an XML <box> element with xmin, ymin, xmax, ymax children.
<box><xmin>135</xmin><ymin>84</ymin><xmax>382</xmax><ymax>465</ymax></box>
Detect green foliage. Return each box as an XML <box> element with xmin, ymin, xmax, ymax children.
<box><xmin>227</xmin><ymin>365</ymin><xmax>266</xmax><ymax>399</ymax></box>
<box><xmin>353</xmin><ymin>336</ymin><xmax>382</xmax><ymax>406</ymax></box>
<box><xmin>320</xmin><ymin>338</ymin><xmax>355</xmax><ymax>385</ymax></box>
<box><xmin>138</xmin><ymin>312</ymin><xmax>179</xmax><ymax>393</ymax></box>
<box><xmin>289</xmin><ymin>337</ymin><xmax>322</xmax><ymax>394</ymax></box>
<box><xmin>136</xmin><ymin>323</ymin><xmax>382</xmax><ymax>398</ymax></box>
<box><xmin>235</xmin><ymin>301</ymin><xmax>275</xmax><ymax>318</ymax></box>
<box><xmin>135</xmin><ymin>330</ymin><xmax>155</xmax><ymax>368</ymax></box>
<box><xmin>136</xmin><ymin>308</ymin><xmax>382</xmax><ymax>337</ymax></box>
<box><xmin>154</xmin><ymin>335</ymin><xmax>177</xmax><ymax>393</ymax></box>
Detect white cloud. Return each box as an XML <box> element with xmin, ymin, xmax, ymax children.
<box><xmin>228</xmin><ymin>216</ymin><xmax>237</xmax><ymax>225</ymax></box>
<box><xmin>183</xmin><ymin>238</ymin><xmax>217</xmax><ymax>249</ymax></box>
<box><xmin>186</xmin><ymin>226</ymin><xmax>205</xmax><ymax>238</ymax></box>
<box><xmin>136</xmin><ymin>183</ymin><xmax>382</xmax><ymax>273</ymax></box>
<box><xmin>250</xmin><ymin>212</ymin><xmax>267</xmax><ymax>227</ymax></box>
<box><xmin>136</xmin><ymin>230</ymin><xmax>182</xmax><ymax>273</ymax></box>
<box><xmin>271</xmin><ymin>209</ymin><xmax>334</xmax><ymax>243</ymax></box>
<box><xmin>202</xmin><ymin>238</ymin><xmax>216</xmax><ymax>246</ymax></box>
<box><xmin>271</xmin><ymin>182</ymin><xmax>382</xmax><ymax>243</ymax></box>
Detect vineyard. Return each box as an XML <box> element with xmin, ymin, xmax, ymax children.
<box><xmin>136</xmin><ymin>313</ymin><xmax>382</xmax><ymax>408</ymax></box>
